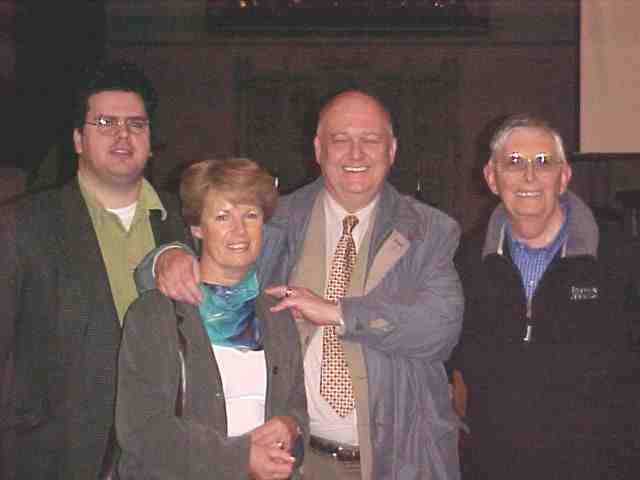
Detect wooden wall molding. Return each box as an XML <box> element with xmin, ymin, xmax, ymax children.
<box><xmin>234</xmin><ymin>55</ymin><xmax>462</xmax><ymax>214</ymax></box>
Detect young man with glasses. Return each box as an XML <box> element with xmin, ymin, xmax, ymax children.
<box><xmin>0</xmin><ymin>59</ymin><xmax>189</xmax><ymax>479</ymax></box>
<box><xmin>449</xmin><ymin>114</ymin><xmax>640</xmax><ymax>479</ymax></box>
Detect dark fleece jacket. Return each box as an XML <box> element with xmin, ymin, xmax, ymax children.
<box><xmin>450</xmin><ymin>192</ymin><xmax>640</xmax><ymax>480</ymax></box>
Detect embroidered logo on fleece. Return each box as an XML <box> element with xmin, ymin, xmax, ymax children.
<box><xmin>570</xmin><ymin>286</ymin><xmax>599</xmax><ymax>301</ymax></box>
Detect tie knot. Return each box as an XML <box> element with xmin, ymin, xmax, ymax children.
<box><xmin>342</xmin><ymin>215</ymin><xmax>359</xmax><ymax>235</ymax></box>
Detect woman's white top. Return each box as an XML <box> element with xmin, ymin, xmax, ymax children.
<box><xmin>211</xmin><ymin>344</ymin><xmax>267</xmax><ymax>437</ymax></box>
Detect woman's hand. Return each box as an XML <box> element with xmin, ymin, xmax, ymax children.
<box><xmin>250</xmin><ymin>416</ymin><xmax>301</xmax><ymax>453</ymax></box>
<box><xmin>248</xmin><ymin>437</ymin><xmax>296</xmax><ymax>480</ymax></box>
<box><xmin>248</xmin><ymin>417</ymin><xmax>300</xmax><ymax>479</ymax></box>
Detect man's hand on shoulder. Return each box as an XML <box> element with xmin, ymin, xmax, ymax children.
<box><xmin>156</xmin><ymin>248</ymin><xmax>202</xmax><ymax>305</ymax></box>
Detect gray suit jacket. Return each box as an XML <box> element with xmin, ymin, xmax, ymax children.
<box><xmin>274</xmin><ymin>178</ymin><xmax>464</xmax><ymax>480</ymax></box>
<box><xmin>116</xmin><ymin>290</ymin><xmax>308</xmax><ymax>479</ymax></box>
<box><xmin>0</xmin><ymin>179</ymin><xmax>188</xmax><ymax>480</ymax></box>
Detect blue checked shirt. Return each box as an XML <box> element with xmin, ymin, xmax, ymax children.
<box><xmin>507</xmin><ymin>203</ymin><xmax>569</xmax><ymax>301</ymax></box>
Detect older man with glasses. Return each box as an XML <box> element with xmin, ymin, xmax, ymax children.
<box><xmin>449</xmin><ymin>114</ymin><xmax>640</xmax><ymax>479</ymax></box>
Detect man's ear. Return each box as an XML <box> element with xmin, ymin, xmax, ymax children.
<box><xmin>73</xmin><ymin>129</ymin><xmax>83</xmax><ymax>155</ymax></box>
<box><xmin>558</xmin><ymin>163</ymin><xmax>573</xmax><ymax>194</ymax></box>
<box><xmin>483</xmin><ymin>162</ymin><xmax>499</xmax><ymax>195</ymax></box>
<box><xmin>313</xmin><ymin>135</ymin><xmax>322</xmax><ymax>166</ymax></box>
<box><xmin>190</xmin><ymin>225</ymin><xmax>202</xmax><ymax>239</ymax></box>
<box><xmin>389</xmin><ymin>137</ymin><xmax>397</xmax><ymax>166</ymax></box>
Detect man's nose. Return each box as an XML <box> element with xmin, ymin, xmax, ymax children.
<box><xmin>351</xmin><ymin>140</ymin><xmax>363</xmax><ymax>159</ymax></box>
<box><xmin>115</xmin><ymin>121</ymin><xmax>131</xmax><ymax>138</ymax></box>
<box><xmin>523</xmin><ymin>160</ymin><xmax>537</xmax><ymax>181</ymax></box>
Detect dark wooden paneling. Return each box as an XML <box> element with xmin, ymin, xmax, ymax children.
<box><xmin>235</xmin><ymin>56</ymin><xmax>461</xmax><ymax>214</ymax></box>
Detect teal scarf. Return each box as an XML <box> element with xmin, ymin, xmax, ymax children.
<box><xmin>198</xmin><ymin>266</ymin><xmax>263</xmax><ymax>350</ymax></box>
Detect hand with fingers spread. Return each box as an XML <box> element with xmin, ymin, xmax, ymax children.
<box><xmin>265</xmin><ymin>284</ymin><xmax>342</xmax><ymax>326</ymax></box>
<box><xmin>155</xmin><ymin>247</ymin><xmax>202</xmax><ymax>305</ymax></box>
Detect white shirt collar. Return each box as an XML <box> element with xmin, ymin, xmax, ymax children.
<box><xmin>323</xmin><ymin>191</ymin><xmax>378</xmax><ymax>255</ymax></box>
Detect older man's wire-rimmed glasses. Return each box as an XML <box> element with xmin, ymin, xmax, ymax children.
<box><xmin>84</xmin><ymin>115</ymin><xmax>150</xmax><ymax>136</ymax></box>
<box><xmin>495</xmin><ymin>152</ymin><xmax>562</xmax><ymax>175</ymax></box>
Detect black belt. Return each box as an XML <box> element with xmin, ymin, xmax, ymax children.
<box><xmin>310</xmin><ymin>435</ymin><xmax>360</xmax><ymax>462</ymax></box>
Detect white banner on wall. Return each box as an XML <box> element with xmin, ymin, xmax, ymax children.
<box><xmin>581</xmin><ymin>1</ymin><xmax>640</xmax><ymax>153</ymax></box>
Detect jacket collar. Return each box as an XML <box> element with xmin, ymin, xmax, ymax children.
<box><xmin>274</xmin><ymin>177</ymin><xmax>425</xmax><ymax>266</ymax></box>
<box><xmin>482</xmin><ymin>190</ymin><xmax>599</xmax><ymax>260</ymax></box>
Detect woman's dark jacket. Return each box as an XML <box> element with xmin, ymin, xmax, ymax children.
<box><xmin>116</xmin><ymin>290</ymin><xmax>308</xmax><ymax>479</ymax></box>
<box><xmin>450</xmin><ymin>192</ymin><xmax>640</xmax><ymax>479</ymax></box>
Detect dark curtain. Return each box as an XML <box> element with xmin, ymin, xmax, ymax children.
<box><xmin>10</xmin><ymin>1</ymin><xmax>107</xmax><ymax>185</ymax></box>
